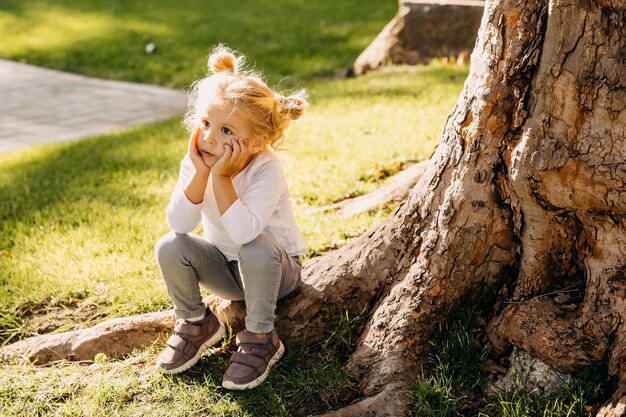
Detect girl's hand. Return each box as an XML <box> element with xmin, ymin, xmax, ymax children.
<box><xmin>188</xmin><ymin>128</ymin><xmax>210</xmax><ymax>176</ymax></box>
<box><xmin>213</xmin><ymin>137</ymin><xmax>252</xmax><ymax>178</ymax></box>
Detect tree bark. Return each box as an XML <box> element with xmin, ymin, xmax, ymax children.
<box><xmin>1</xmin><ymin>1</ymin><xmax>624</xmax><ymax>416</ymax></box>
<box><xmin>282</xmin><ymin>0</ymin><xmax>625</xmax><ymax>414</ymax></box>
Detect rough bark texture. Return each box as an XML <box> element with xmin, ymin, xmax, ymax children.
<box><xmin>304</xmin><ymin>0</ymin><xmax>625</xmax><ymax>414</ymax></box>
<box><xmin>483</xmin><ymin>1</ymin><xmax>626</xmax><ymax>414</ymax></box>
<box><xmin>2</xmin><ymin>0</ymin><xmax>624</xmax><ymax>416</ymax></box>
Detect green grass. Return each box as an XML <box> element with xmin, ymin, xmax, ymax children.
<box><xmin>0</xmin><ymin>0</ymin><xmax>397</xmax><ymax>88</ymax></box>
<box><xmin>0</xmin><ymin>311</ymin><xmax>363</xmax><ymax>417</ymax></box>
<box><xmin>287</xmin><ymin>65</ymin><xmax>468</xmax><ymax>205</ymax></box>
<box><xmin>408</xmin><ymin>311</ymin><xmax>489</xmax><ymax>417</ymax></box>
<box><xmin>480</xmin><ymin>384</ymin><xmax>590</xmax><ymax>417</ymax></box>
<box><xmin>0</xmin><ymin>62</ymin><xmax>467</xmax><ymax>343</ymax></box>
<box><xmin>408</xmin><ymin>312</ymin><xmax>604</xmax><ymax>417</ymax></box>
<box><xmin>0</xmin><ymin>1</ymin><xmax>469</xmax><ymax>414</ymax></box>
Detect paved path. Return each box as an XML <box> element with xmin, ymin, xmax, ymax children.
<box><xmin>0</xmin><ymin>59</ymin><xmax>187</xmax><ymax>154</ymax></box>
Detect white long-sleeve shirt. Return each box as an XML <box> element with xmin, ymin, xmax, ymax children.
<box><xmin>166</xmin><ymin>152</ymin><xmax>307</xmax><ymax>261</ymax></box>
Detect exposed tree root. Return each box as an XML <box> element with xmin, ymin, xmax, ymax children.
<box><xmin>0</xmin><ymin>224</ymin><xmax>399</xmax><ymax>364</ymax></box>
<box><xmin>0</xmin><ymin>310</ymin><xmax>175</xmax><ymax>364</ymax></box>
<box><xmin>486</xmin><ymin>298</ymin><xmax>607</xmax><ymax>373</ymax></box>
<box><xmin>597</xmin><ymin>397</ymin><xmax>626</xmax><ymax>417</ymax></box>
<box><xmin>313</xmin><ymin>383</ymin><xmax>410</xmax><ymax>417</ymax></box>
<box><xmin>311</xmin><ymin>161</ymin><xmax>427</xmax><ymax>217</ymax></box>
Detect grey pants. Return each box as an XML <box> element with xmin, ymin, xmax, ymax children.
<box><xmin>154</xmin><ymin>231</ymin><xmax>302</xmax><ymax>333</ymax></box>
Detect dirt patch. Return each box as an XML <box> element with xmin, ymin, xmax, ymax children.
<box><xmin>23</xmin><ymin>298</ymin><xmax>108</xmax><ymax>337</ymax></box>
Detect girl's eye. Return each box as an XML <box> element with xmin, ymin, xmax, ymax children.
<box><xmin>202</xmin><ymin>120</ymin><xmax>210</xmax><ymax>128</ymax></box>
<box><xmin>222</xmin><ymin>127</ymin><xmax>232</xmax><ymax>135</ymax></box>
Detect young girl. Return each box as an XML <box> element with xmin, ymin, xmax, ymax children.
<box><xmin>154</xmin><ymin>45</ymin><xmax>307</xmax><ymax>390</ymax></box>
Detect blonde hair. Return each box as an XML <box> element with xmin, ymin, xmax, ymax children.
<box><xmin>183</xmin><ymin>45</ymin><xmax>307</xmax><ymax>150</ymax></box>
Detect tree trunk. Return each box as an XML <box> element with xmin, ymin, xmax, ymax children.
<box><xmin>2</xmin><ymin>0</ymin><xmax>624</xmax><ymax>415</ymax></box>
<box><xmin>278</xmin><ymin>0</ymin><xmax>625</xmax><ymax>415</ymax></box>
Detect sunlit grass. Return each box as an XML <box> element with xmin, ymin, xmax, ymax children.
<box><xmin>0</xmin><ymin>0</ymin><xmax>397</xmax><ymax>87</ymax></box>
<box><xmin>0</xmin><ymin>310</ymin><xmax>362</xmax><ymax>416</ymax></box>
<box><xmin>287</xmin><ymin>64</ymin><xmax>468</xmax><ymax>205</ymax></box>
<box><xmin>0</xmin><ymin>2</ymin><xmax>470</xmax><ymax>414</ymax></box>
<box><xmin>0</xmin><ymin>63</ymin><xmax>467</xmax><ymax>344</ymax></box>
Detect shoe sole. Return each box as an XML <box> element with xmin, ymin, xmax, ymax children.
<box><xmin>221</xmin><ymin>340</ymin><xmax>285</xmax><ymax>390</ymax></box>
<box><xmin>157</xmin><ymin>320</ymin><xmax>226</xmax><ymax>374</ymax></box>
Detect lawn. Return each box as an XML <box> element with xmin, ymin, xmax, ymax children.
<box><xmin>0</xmin><ymin>63</ymin><xmax>468</xmax><ymax>344</ymax></box>
<box><xmin>0</xmin><ymin>1</ymin><xmax>470</xmax><ymax>415</ymax></box>
<box><xmin>0</xmin><ymin>0</ymin><xmax>397</xmax><ymax>88</ymax></box>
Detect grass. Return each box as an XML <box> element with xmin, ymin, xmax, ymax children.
<box><xmin>0</xmin><ymin>0</ymin><xmax>397</xmax><ymax>88</ymax></box>
<box><xmin>0</xmin><ymin>0</ymin><xmax>470</xmax><ymax>415</ymax></box>
<box><xmin>480</xmin><ymin>384</ymin><xmax>590</xmax><ymax>417</ymax></box>
<box><xmin>0</xmin><ymin>62</ymin><xmax>467</xmax><ymax>344</ymax></box>
<box><xmin>407</xmin><ymin>311</ymin><xmax>605</xmax><ymax>417</ymax></box>
<box><xmin>0</xmin><ymin>310</ymin><xmax>363</xmax><ymax>417</ymax></box>
<box><xmin>408</xmin><ymin>311</ymin><xmax>489</xmax><ymax>417</ymax></box>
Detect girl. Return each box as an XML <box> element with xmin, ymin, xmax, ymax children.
<box><xmin>154</xmin><ymin>45</ymin><xmax>307</xmax><ymax>390</ymax></box>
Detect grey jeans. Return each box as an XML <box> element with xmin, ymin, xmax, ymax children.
<box><xmin>154</xmin><ymin>231</ymin><xmax>302</xmax><ymax>333</ymax></box>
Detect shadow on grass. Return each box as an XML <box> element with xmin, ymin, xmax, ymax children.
<box><xmin>161</xmin><ymin>326</ymin><xmax>362</xmax><ymax>416</ymax></box>
<box><xmin>0</xmin><ymin>118</ymin><xmax>184</xmax><ymax>251</ymax></box>
<box><xmin>0</xmin><ymin>118</ymin><xmax>188</xmax><ymax>342</ymax></box>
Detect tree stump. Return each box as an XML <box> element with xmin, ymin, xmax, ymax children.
<box><xmin>352</xmin><ymin>0</ymin><xmax>485</xmax><ymax>75</ymax></box>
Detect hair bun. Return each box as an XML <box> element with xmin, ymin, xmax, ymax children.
<box><xmin>277</xmin><ymin>90</ymin><xmax>308</xmax><ymax>120</ymax></box>
<box><xmin>207</xmin><ymin>44</ymin><xmax>239</xmax><ymax>75</ymax></box>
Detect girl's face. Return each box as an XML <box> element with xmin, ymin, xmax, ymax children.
<box><xmin>196</xmin><ymin>99</ymin><xmax>261</xmax><ymax>167</ymax></box>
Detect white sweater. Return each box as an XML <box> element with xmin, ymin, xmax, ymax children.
<box><xmin>166</xmin><ymin>152</ymin><xmax>307</xmax><ymax>261</ymax></box>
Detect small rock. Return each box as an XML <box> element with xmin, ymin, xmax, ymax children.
<box><xmin>487</xmin><ymin>348</ymin><xmax>577</xmax><ymax>398</ymax></box>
